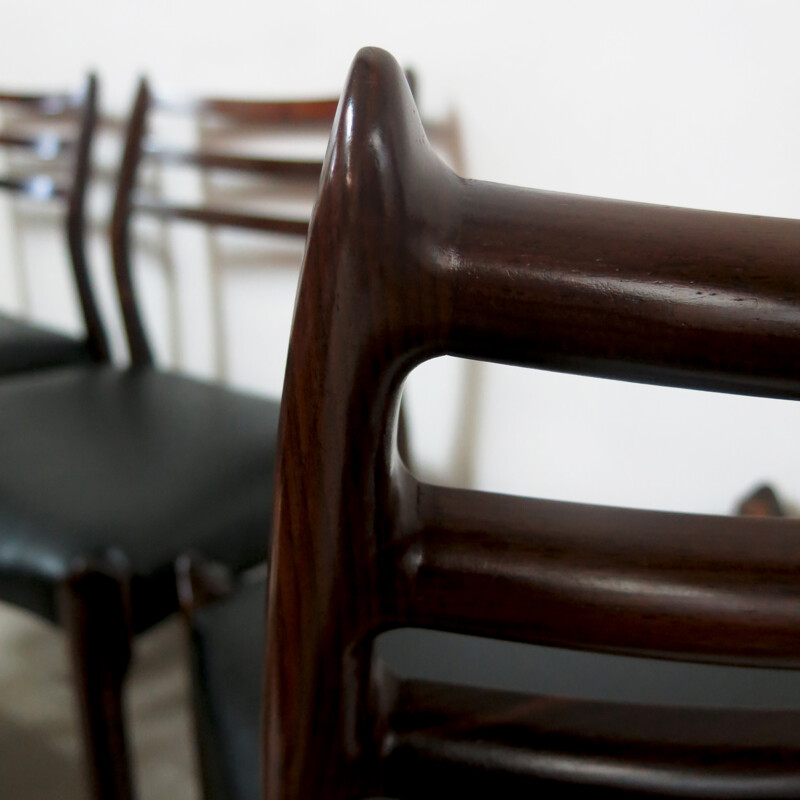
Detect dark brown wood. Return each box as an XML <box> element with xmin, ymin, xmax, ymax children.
<box><xmin>384</xmin><ymin>680</ymin><xmax>800</xmax><ymax>799</ymax></box>
<box><xmin>0</xmin><ymin>174</ymin><xmax>68</xmax><ymax>198</ymax></box>
<box><xmin>397</xmin><ymin>484</ymin><xmax>800</xmax><ymax>667</ymax></box>
<box><xmin>152</xmin><ymin>94</ymin><xmax>339</xmax><ymax>126</ymax></box>
<box><xmin>263</xmin><ymin>47</ymin><xmax>800</xmax><ymax>800</ymax></box>
<box><xmin>0</xmin><ymin>90</ymin><xmax>80</xmax><ymax>115</ymax></box>
<box><xmin>143</xmin><ymin>147</ymin><xmax>322</xmax><ymax>178</ymax></box>
<box><xmin>0</xmin><ymin>131</ymin><xmax>74</xmax><ymax>154</ymax></box>
<box><xmin>60</xmin><ymin>556</ymin><xmax>134</xmax><ymax>800</ymax></box>
<box><xmin>133</xmin><ymin>198</ymin><xmax>309</xmax><ymax>237</ymax></box>
<box><xmin>67</xmin><ymin>73</ymin><xmax>110</xmax><ymax>362</ymax></box>
<box><xmin>0</xmin><ymin>75</ymin><xmax>110</xmax><ymax>361</ymax></box>
<box><xmin>111</xmin><ymin>78</ymin><xmax>154</xmax><ymax>366</ymax></box>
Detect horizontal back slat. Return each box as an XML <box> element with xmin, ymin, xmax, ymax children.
<box><xmin>383</xmin><ymin>679</ymin><xmax>800</xmax><ymax>799</ymax></box>
<box><xmin>396</xmin><ymin>483</ymin><xmax>800</xmax><ymax>667</ymax></box>
<box><xmin>0</xmin><ymin>91</ymin><xmax>79</xmax><ymax>115</ymax></box>
<box><xmin>0</xmin><ymin>174</ymin><xmax>68</xmax><ymax>201</ymax></box>
<box><xmin>444</xmin><ymin>184</ymin><xmax>800</xmax><ymax>399</ymax></box>
<box><xmin>152</xmin><ymin>94</ymin><xmax>339</xmax><ymax>126</ymax></box>
<box><xmin>0</xmin><ymin>132</ymin><xmax>74</xmax><ymax>156</ymax></box>
<box><xmin>133</xmin><ymin>198</ymin><xmax>309</xmax><ymax>236</ymax></box>
<box><xmin>144</xmin><ymin>146</ymin><xmax>323</xmax><ymax>179</ymax></box>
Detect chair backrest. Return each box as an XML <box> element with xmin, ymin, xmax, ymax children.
<box><xmin>0</xmin><ymin>75</ymin><xmax>109</xmax><ymax>361</ymax></box>
<box><xmin>110</xmin><ymin>79</ymin><xmax>339</xmax><ymax>367</ymax></box>
<box><xmin>264</xmin><ymin>47</ymin><xmax>800</xmax><ymax>799</ymax></box>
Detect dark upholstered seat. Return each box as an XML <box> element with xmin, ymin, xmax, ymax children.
<box><xmin>0</xmin><ymin>365</ymin><xmax>277</xmax><ymax>629</ymax></box>
<box><xmin>189</xmin><ymin>580</ymin><xmax>264</xmax><ymax>800</ymax></box>
<box><xmin>0</xmin><ymin>313</ymin><xmax>92</xmax><ymax>377</ymax></box>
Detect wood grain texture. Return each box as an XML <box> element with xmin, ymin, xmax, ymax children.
<box><xmin>264</xmin><ymin>47</ymin><xmax>800</xmax><ymax>799</ymax></box>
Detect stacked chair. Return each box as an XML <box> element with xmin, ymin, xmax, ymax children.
<box><xmin>0</xmin><ymin>79</ymin><xmax>340</xmax><ymax>800</ymax></box>
<box><xmin>0</xmin><ymin>75</ymin><xmax>109</xmax><ymax>375</ymax></box>
<box><xmin>188</xmin><ymin>48</ymin><xmax>800</xmax><ymax>800</ymax></box>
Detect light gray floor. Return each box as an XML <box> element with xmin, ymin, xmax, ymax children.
<box><xmin>0</xmin><ymin>604</ymin><xmax>199</xmax><ymax>799</ymax></box>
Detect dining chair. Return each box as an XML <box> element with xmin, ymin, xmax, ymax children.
<box><xmin>255</xmin><ymin>47</ymin><xmax>800</xmax><ymax>799</ymax></box>
<box><xmin>0</xmin><ymin>81</ymin><xmax>346</xmax><ymax>800</ymax></box>
<box><xmin>0</xmin><ymin>75</ymin><xmax>109</xmax><ymax>375</ymax></box>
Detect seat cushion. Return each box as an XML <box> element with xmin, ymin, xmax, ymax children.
<box><xmin>0</xmin><ymin>365</ymin><xmax>278</xmax><ymax>628</ymax></box>
<box><xmin>0</xmin><ymin>313</ymin><xmax>91</xmax><ymax>377</ymax></box>
<box><xmin>190</xmin><ymin>579</ymin><xmax>264</xmax><ymax>800</ymax></box>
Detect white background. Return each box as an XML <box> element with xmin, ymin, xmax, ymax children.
<box><xmin>1</xmin><ymin>0</ymin><xmax>799</xmax><ymax>515</ymax></box>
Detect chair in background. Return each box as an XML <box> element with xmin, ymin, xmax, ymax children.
<box><xmin>0</xmin><ymin>75</ymin><xmax>109</xmax><ymax>374</ymax></box>
<box><xmin>117</xmin><ymin>81</ymin><xmax>338</xmax><ymax>376</ymax></box>
<box><xmin>261</xmin><ymin>48</ymin><xmax>800</xmax><ymax>799</ymax></box>
<box><xmin>0</xmin><ymin>81</ymin><xmax>343</xmax><ymax>800</ymax></box>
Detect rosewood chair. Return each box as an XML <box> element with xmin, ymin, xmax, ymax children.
<box><xmin>0</xmin><ymin>85</ymin><xmax>342</xmax><ymax>800</ymax></box>
<box><xmin>114</xmin><ymin>78</ymin><xmax>339</xmax><ymax>372</ymax></box>
<box><xmin>0</xmin><ymin>75</ymin><xmax>109</xmax><ymax>374</ymax></box>
<box><xmin>258</xmin><ymin>47</ymin><xmax>800</xmax><ymax>799</ymax></box>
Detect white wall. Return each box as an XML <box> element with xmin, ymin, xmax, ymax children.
<box><xmin>2</xmin><ymin>0</ymin><xmax>800</xmax><ymax>514</ymax></box>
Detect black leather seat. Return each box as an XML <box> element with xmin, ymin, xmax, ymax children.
<box><xmin>189</xmin><ymin>579</ymin><xmax>264</xmax><ymax>800</ymax></box>
<box><xmin>0</xmin><ymin>313</ymin><xmax>93</xmax><ymax>377</ymax></box>
<box><xmin>0</xmin><ymin>365</ymin><xmax>277</xmax><ymax>628</ymax></box>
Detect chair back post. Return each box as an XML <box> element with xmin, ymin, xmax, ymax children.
<box><xmin>264</xmin><ymin>47</ymin><xmax>447</xmax><ymax>800</ymax></box>
<box><xmin>265</xmin><ymin>47</ymin><xmax>800</xmax><ymax>800</ymax></box>
<box><xmin>110</xmin><ymin>77</ymin><xmax>155</xmax><ymax>366</ymax></box>
<box><xmin>66</xmin><ymin>72</ymin><xmax>110</xmax><ymax>362</ymax></box>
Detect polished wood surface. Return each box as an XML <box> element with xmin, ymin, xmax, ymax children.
<box><xmin>264</xmin><ymin>47</ymin><xmax>800</xmax><ymax>799</ymax></box>
<box><xmin>384</xmin><ymin>679</ymin><xmax>800</xmax><ymax>798</ymax></box>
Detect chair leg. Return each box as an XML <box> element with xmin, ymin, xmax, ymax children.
<box><xmin>60</xmin><ymin>557</ymin><xmax>135</xmax><ymax>800</ymax></box>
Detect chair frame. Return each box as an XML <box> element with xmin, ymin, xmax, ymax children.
<box><xmin>264</xmin><ymin>47</ymin><xmax>800</xmax><ymax>799</ymax></box>
<box><xmin>0</xmin><ymin>75</ymin><xmax>109</xmax><ymax>362</ymax></box>
<box><xmin>41</xmin><ymin>79</ymin><xmax>341</xmax><ymax>800</ymax></box>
